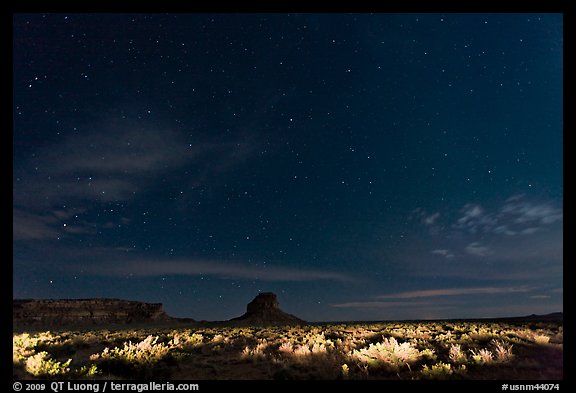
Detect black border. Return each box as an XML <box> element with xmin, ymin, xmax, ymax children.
<box><xmin>8</xmin><ymin>0</ymin><xmax>573</xmax><ymax>389</ymax></box>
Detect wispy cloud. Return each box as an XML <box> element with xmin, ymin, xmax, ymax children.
<box><xmin>458</xmin><ymin>204</ymin><xmax>484</xmax><ymax>222</ymax></box>
<box><xmin>449</xmin><ymin>196</ymin><xmax>562</xmax><ymax>237</ymax></box>
<box><xmin>331</xmin><ymin>301</ymin><xmax>430</xmax><ymax>308</ymax></box>
<box><xmin>377</xmin><ymin>286</ymin><xmax>533</xmax><ymax>299</ymax></box>
<box><xmin>52</xmin><ymin>208</ymin><xmax>86</xmax><ymax>220</ymax></box>
<box><xmin>80</xmin><ymin>259</ymin><xmax>355</xmax><ymax>283</ymax></box>
<box><xmin>411</xmin><ymin>196</ymin><xmax>562</xmax><ymax>260</ymax></box>
<box><xmin>13</xmin><ymin>209</ymin><xmax>60</xmax><ymax>241</ymax></box>
<box><xmin>431</xmin><ymin>249</ymin><xmax>454</xmax><ymax>259</ymax></box>
<box><xmin>500</xmin><ymin>196</ymin><xmax>563</xmax><ymax>225</ymax></box>
<box><xmin>424</xmin><ymin>212</ymin><xmax>440</xmax><ymax>226</ymax></box>
<box><xmin>13</xmin><ymin>120</ymin><xmax>259</xmax><ymax>244</ymax></box>
<box><xmin>13</xmin><ymin>206</ymin><xmax>123</xmax><ymax>242</ymax></box>
<box><xmin>493</xmin><ymin>225</ymin><xmax>518</xmax><ymax>236</ymax></box>
<box><xmin>453</xmin><ymin>204</ymin><xmax>497</xmax><ymax>234</ymax></box>
<box><xmin>464</xmin><ymin>242</ymin><xmax>492</xmax><ymax>257</ymax></box>
<box><xmin>410</xmin><ymin>209</ymin><xmax>441</xmax><ymax>227</ymax></box>
<box><xmin>14</xmin><ymin>122</ymin><xmax>256</xmax><ymax>209</ymax></box>
<box><xmin>331</xmin><ymin>286</ymin><xmax>535</xmax><ymax>311</ymax></box>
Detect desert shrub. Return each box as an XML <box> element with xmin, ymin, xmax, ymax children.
<box><xmin>470</xmin><ymin>348</ymin><xmax>493</xmax><ymax>364</ymax></box>
<box><xmin>14</xmin><ymin>332</ymin><xmax>103</xmax><ymax>379</ymax></box>
<box><xmin>511</xmin><ymin>328</ymin><xmax>550</xmax><ymax>344</ymax></box>
<box><xmin>469</xmin><ymin>326</ymin><xmax>497</xmax><ymax>342</ymax></box>
<box><xmin>421</xmin><ymin>362</ymin><xmax>467</xmax><ymax>380</ymax></box>
<box><xmin>491</xmin><ymin>339</ymin><xmax>514</xmax><ymax>362</ymax></box>
<box><xmin>25</xmin><ymin>352</ymin><xmax>71</xmax><ymax>377</ymax></box>
<box><xmin>13</xmin><ymin>333</ymin><xmax>40</xmax><ymax>363</ymax></box>
<box><xmin>293</xmin><ymin>344</ymin><xmax>312</xmax><ymax>357</ymax></box>
<box><xmin>90</xmin><ymin>335</ymin><xmax>171</xmax><ymax>365</ymax></box>
<box><xmin>341</xmin><ymin>364</ymin><xmax>350</xmax><ymax>379</ymax></box>
<box><xmin>350</xmin><ymin>336</ymin><xmax>423</xmax><ymax>372</ymax></box>
<box><xmin>420</xmin><ymin>348</ymin><xmax>437</xmax><ymax>361</ymax></box>
<box><xmin>171</xmin><ymin>332</ymin><xmax>204</xmax><ymax>350</ymax></box>
<box><xmin>436</xmin><ymin>331</ymin><xmax>455</xmax><ymax>343</ymax></box>
<box><xmin>449</xmin><ymin>343</ymin><xmax>467</xmax><ymax>364</ymax></box>
<box><xmin>277</xmin><ymin>333</ymin><xmax>334</xmax><ymax>363</ymax></box>
<box><xmin>421</xmin><ymin>362</ymin><xmax>452</xmax><ymax>379</ymax></box>
<box><xmin>532</xmin><ymin>334</ymin><xmax>550</xmax><ymax>344</ymax></box>
<box><xmin>75</xmin><ymin>364</ymin><xmax>100</xmax><ymax>377</ymax></box>
<box><xmin>89</xmin><ymin>335</ymin><xmax>173</xmax><ymax>379</ymax></box>
<box><xmin>278</xmin><ymin>341</ymin><xmax>294</xmax><ymax>354</ymax></box>
<box><xmin>211</xmin><ymin>334</ymin><xmax>227</xmax><ymax>344</ymax></box>
<box><xmin>240</xmin><ymin>339</ymin><xmax>268</xmax><ymax>361</ymax></box>
<box><xmin>13</xmin><ymin>331</ymin><xmax>72</xmax><ymax>368</ymax></box>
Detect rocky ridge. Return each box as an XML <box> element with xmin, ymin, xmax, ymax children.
<box><xmin>13</xmin><ymin>298</ymin><xmax>171</xmax><ymax>326</ymax></box>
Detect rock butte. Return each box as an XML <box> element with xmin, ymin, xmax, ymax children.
<box><xmin>230</xmin><ymin>292</ymin><xmax>306</xmax><ymax>325</ymax></box>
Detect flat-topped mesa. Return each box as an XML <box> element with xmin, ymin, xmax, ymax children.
<box><xmin>231</xmin><ymin>292</ymin><xmax>306</xmax><ymax>325</ymax></box>
<box><xmin>13</xmin><ymin>298</ymin><xmax>171</xmax><ymax>326</ymax></box>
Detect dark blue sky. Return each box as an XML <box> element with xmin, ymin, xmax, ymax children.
<box><xmin>13</xmin><ymin>13</ymin><xmax>563</xmax><ymax>321</ymax></box>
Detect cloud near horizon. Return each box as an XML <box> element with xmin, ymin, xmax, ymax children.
<box><xmin>331</xmin><ymin>301</ymin><xmax>431</xmax><ymax>308</ymax></box>
<box><xmin>79</xmin><ymin>259</ymin><xmax>356</xmax><ymax>283</ymax></box>
<box><xmin>408</xmin><ymin>195</ymin><xmax>562</xmax><ymax>281</ymax></box>
<box><xmin>377</xmin><ymin>286</ymin><xmax>533</xmax><ymax>299</ymax></box>
<box><xmin>331</xmin><ymin>286</ymin><xmax>538</xmax><ymax>309</ymax></box>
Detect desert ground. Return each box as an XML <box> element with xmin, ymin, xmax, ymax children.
<box><xmin>13</xmin><ymin>320</ymin><xmax>562</xmax><ymax>380</ymax></box>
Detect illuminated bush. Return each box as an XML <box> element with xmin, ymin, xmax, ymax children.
<box><xmin>278</xmin><ymin>341</ymin><xmax>294</xmax><ymax>354</ymax></box>
<box><xmin>276</xmin><ymin>332</ymin><xmax>334</xmax><ymax>363</ymax></box>
<box><xmin>171</xmin><ymin>331</ymin><xmax>204</xmax><ymax>350</ymax></box>
<box><xmin>421</xmin><ymin>362</ymin><xmax>452</xmax><ymax>379</ymax></box>
<box><xmin>293</xmin><ymin>344</ymin><xmax>312</xmax><ymax>357</ymax></box>
<box><xmin>89</xmin><ymin>335</ymin><xmax>174</xmax><ymax>379</ymax></box>
<box><xmin>341</xmin><ymin>364</ymin><xmax>350</xmax><ymax>379</ymax></box>
<box><xmin>25</xmin><ymin>352</ymin><xmax>71</xmax><ymax>377</ymax></box>
<box><xmin>13</xmin><ymin>333</ymin><xmax>40</xmax><ymax>363</ymax></box>
<box><xmin>76</xmin><ymin>364</ymin><xmax>100</xmax><ymax>377</ymax></box>
<box><xmin>240</xmin><ymin>339</ymin><xmax>268</xmax><ymax>360</ymax></box>
<box><xmin>420</xmin><ymin>348</ymin><xmax>437</xmax><ymax>361</ymax></box>
<box><xmin>350</xmin><ymin>336</ymin><xmax>423</xmax><ymax>371</ymax></box>
<box><xmin>211</xmin><ymin>334</ymin><xmax>227</xmax><ymax>344</ymax></box>
<box><xmin>491</xmin><ymin>339</ymin><xmax>514</xmax><ymax>362</ymax></box>
<box><xmin>421</xmin><ymin>362</ymin><xmax>467</xmax><ymax>379</ymax></box>
<box><xmin>470</xmin><ymin>348</ymin><xmax>493</xmax><ymax>364</ymax></box>
<box><xmin>90</xmin><ymin>335</ymin><xmax>171</xmax><ymax>365</ymax></box>
<box><xmin>449</xmin><ymin>343</ymin><xmax>467</xmax><ymax>364</ymax></box>
<box><xmin>509</xmin><ymin>328</ymin><xmax>551</xmax><ymax>345</ymax></box>
<box><xmin>533</xmin><ymin>334</ymin><xmax>550</xmax><ymax>344</ymax></box>
<box><xmin>13</xmin><ymin>331</ymin><xmax>61</xmax><ymax>364</ymax></box>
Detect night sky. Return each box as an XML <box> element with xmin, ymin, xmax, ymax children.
<box><xmin>13</xmin><ymin>13</ymin><xmax>563</xmax><ymax>322</ymax></box>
